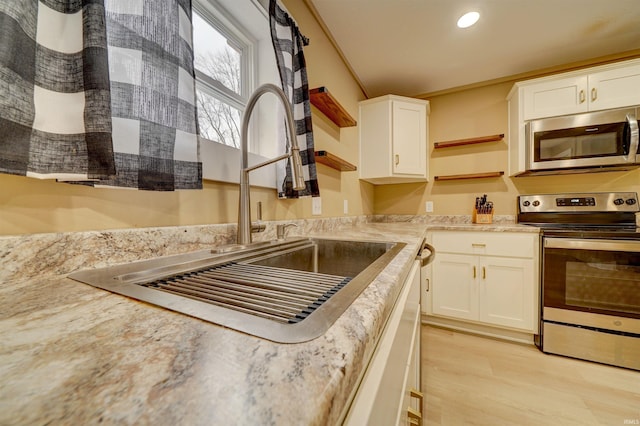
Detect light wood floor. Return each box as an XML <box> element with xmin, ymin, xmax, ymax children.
<box><xmin>421</xmin><ymin>325</ymin><xmax>640</xmax><ymax>426</ymax></box>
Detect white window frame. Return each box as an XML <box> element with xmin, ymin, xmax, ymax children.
<box><xmin>193</xmin><ymin>0</ymin><xmax>280</xmax><ymax>188</ymax></box>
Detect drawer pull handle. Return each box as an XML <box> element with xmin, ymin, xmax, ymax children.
<box><xmin>471</xmin><ymin>243</ymin><xmax>486</xmax><ymax>247</ymax></box>
<box><xmin>410</xmin><ymin>388</ymin><xmax>423</xmax><ymax>402</ymax></box>
<box><xmin>407</xmin><ymin>406</ymin><xmax>422</xmax><ymax>426</ymax></box>
<box><xmin>591</xmin><ymin>87</ymin><xmax>597</xmax><ymax>102</ymax></box>
<box><xmin>482</xmin><ymin>266</ymin><xmax>486</xmax><ymax>279</ymax></box>
<box><xmin>579</xmin><ymin>89</ymin><xmax>585</xmax><ymax>103</ymax></box>
<box><xmin>409</xmin><ymin>388</ymin><xmax>424</xmax><ymax>425</ymax></box>
<box><xmin>395</xmin><ymin>154</ymin><xmax>400</xmax><ymax>165</ymax></box>
<box><xmin>473</xmin><ymin>266</ymin><xmax>476</xmax><ymax>278</ymax></box>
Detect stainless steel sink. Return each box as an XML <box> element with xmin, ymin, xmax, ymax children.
<box><xmin>68</xmin><ymin>237</ymin><xmax>405</xmax><ymax>343</ymax></box>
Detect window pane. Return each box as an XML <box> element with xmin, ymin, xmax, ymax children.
<box><xmin>196</xmin><ymin>89</ymin><xmax>241</xmax><ymax>148</ymax></box>
<box><xmin>193</xmin><ymin>12</ymin><xmax>241</xmax><ymax>95</ymax></box>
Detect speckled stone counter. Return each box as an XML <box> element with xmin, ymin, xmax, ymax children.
<box><xmin>0</xmin><ymin>215</ymin><xmax>539</xmax><ymax>425</ymax></box>
<box><xmin>0</xmin><ymin>219</ymin><xmax>425</xmax><ymax>426</ymax></box>
<box><xmin>375</xmin><ymin>214</ymin><xmax>540</xmax><ymax>234</ymax></box>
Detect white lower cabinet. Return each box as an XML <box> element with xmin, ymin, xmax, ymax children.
<box><xmin>426</xmin><ymin>231</ymin><xmax>539</xmax><ymax>334</ymax></box>
<box><xmin>344</xmin><ymin>260</ymin><xmax>422</xmax><ymax>426</ymax></box>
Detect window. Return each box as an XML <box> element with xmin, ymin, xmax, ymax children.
<box><xmin>192</xmin><ymin>0</ymin><xmax>280</xmax><ymax>187</ymax></box>
<box><xmin>192</xmin><ymin>5</ymin><xmax>249</xmax><ymax>149</ymax></box>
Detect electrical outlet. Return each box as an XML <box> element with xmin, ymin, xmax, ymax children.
<box><xmin>343</xmin><ymin>199</ymin><xmax>349</xmax><ymax>214</ymax></box>
<box><xmin>312</xmin><ymin>197</ymin><xmax>322</xmax><ymax>215</ymax></box>
<box><xmin>426</xmin><ymin>201</ymin><xmax>434</xmax><ymax>213</ymax></box>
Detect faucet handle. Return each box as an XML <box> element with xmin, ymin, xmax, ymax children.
<box><xmin>276</xmin><ymin>223</ymin><xmax>298</xmax><ymax>240</ymax></box>
<box><xmin>250</xmin><ymin>201</ymin><xmax>266</xmax><ymax>234</ymax></box>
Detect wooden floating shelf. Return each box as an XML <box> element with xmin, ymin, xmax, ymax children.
<box><xmin>309</xmin><ymin>87</ymin><xmax>357</xmax><ymax>127</ymax></box>
<box><xmin>434</xmin><ymin>133</ymin><xmax>504</xmax><ymax>149</ymax></box>
<box><xmin>434</xmin><ymin>171</ymin><xmax>504</xmax><ymax>181</ymax></box>
<box><xmin>314</xmin><ymin>150</ymin><xmax>357</xmax><ymax>171</ymax></box>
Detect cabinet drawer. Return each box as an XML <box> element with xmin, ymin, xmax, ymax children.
<box><xmin>431</xmin><ymin>231</ymin><xmax>536</xmax><ymax>258</ymax></box>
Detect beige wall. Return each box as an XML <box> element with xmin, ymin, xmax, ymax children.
<box><xmin>0</xmin><ymin>0</ymin><xmax>369</xmax><ymax>236</ymax></box>
<box><xmin>374</xmin><ymin>80</ymin><xmax>640</xmax><ymax>216</ymax></box>
<box><xmin>3</xmin><ymin>2</ymin><xmax>639</xmax><ymax>236</ymax></box>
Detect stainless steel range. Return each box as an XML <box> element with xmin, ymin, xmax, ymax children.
<box><xmin>518</xmin><ymin>192</ymin><xmax>640</xmax><ymax>371</ymax></box>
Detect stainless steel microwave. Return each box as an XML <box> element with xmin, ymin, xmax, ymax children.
<box><xmin>524</xmin><ymin>107</ymin><xmax>640</xmax><ymax>175</ymax></box>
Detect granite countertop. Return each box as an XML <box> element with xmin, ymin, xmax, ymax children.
<box><xmin>425</xmin><ymin>223</ymin><xmax>539</xmax><ymax>233</ymax></box>
<box><xmin>0</xmin><ymin>217</ymin><xmax>538</xmax><ymax>425</ymax></box>
<box><xmin>373</xmin><ymin>214</ymin><xmax>540</xmax><ymax>234</ymax></box>
<box><xmin>0</xmin><ymin>222</ymin><xmax>426</xmax><ymax>426</ymax></box>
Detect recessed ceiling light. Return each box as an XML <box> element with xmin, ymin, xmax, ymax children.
<box><xmin>457</xmin><ymin>11</ymin><xmax>480</xmax><ymax>28</ymax></box>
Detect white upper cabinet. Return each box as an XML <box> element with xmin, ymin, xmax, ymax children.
<box><xmin>508</xmin><ymin>58</ymin><xmax>640</xmax><ymax>175</ymax></box>
<box><xmin>521</xmin><ymin>61</ymin><xmax>640</xmax><ymax>120</ymax></box>
<box><xmin>588</xmin><ymin>63</ymin><xmax>640</xmax><ymax>111</ymax></box>
<box><xmin>522</xmin><ymin>75</ymin><xmax>589</xmax><ymax>119</ymax></box>
<box><xmin>359</xmin><ymin>95</ymin><xmax>429</xmax><ymax>184</ymax></box>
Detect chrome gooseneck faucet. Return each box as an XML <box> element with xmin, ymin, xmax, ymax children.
<box><xmin>237</xmin><ymin>84</ymin><xmax>306</xmax><ymax>244</ymax></box>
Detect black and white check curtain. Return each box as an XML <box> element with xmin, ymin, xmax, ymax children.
<box><xmin>269</xmin><ymin>0</ymin><xmax>319</xmax><ymax>198</ymax></box>
<box><xmin>101</xmin><ymin>0</ymin><xmax>201</xmax><ymax>190</ymax></box>
<box><xmin>0</xmin><ymin>0</ymin><xmax>201</xmax><ymax>190</ymax></box>
<box><xmin>0</xmin><ymin>0</ymin><xmax>115</xmax><ymax>181</ymax></box>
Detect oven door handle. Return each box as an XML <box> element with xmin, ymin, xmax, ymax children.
<box><xmin>545</xmin><ymin>237</ymin><xmax>640</xmax><ymax>252</ymax></box>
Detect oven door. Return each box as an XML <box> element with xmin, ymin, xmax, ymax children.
<box><xmin>543</xmin><ymin>237</ymin><xmax>640</xmax><ymax>325</ymax></box>
<box><xmin>542</xmin><ymin>237</ymin><xmax>640</xmax><ymax>370</ymax></box>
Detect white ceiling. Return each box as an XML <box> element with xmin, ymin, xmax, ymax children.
<box><xmin>306</xmin><ymin>0</ymin><xmax>640</xmax><ymax>98</ymax></box>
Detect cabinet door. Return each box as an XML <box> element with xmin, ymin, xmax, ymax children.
<box><xmin>523</xmin><ymin>75</ymin><xmax>588</xmax><ymax>120</ymax></box>
<box><xmin>431</xmin><ymin>253</ymin><xmax>478</xmax><ymax>321</ymax></box>
<box><xmin>478</xmin><ymin>257</ymin><xmax>534</xmax><ymax>331</ymax></box>
<box><xmin>344</xmin><ymin>261</ymin><xmax>420</xmax><ymax>425</ymax></box>
<box><xmin>588</xmin><ymin>63</ymin><xmax>640</xmax><ymax>111</ymax></box>
<box><xmin>399</xmin><ymin>306</ymin><xmax>422</xmax><ymax>426</ymax></box>
<box><xmin>392</xmin><ymin>101</ymin><xmax>426</xmax><ymax>176</ymax></box>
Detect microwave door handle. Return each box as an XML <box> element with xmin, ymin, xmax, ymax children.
<box><xmin>625</xmin><ymin>113</ymin><xmax>639</xmax><ymax>162</ymax></box>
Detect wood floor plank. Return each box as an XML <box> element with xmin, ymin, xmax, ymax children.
<box><xmin>421</xmin><ymin>325</ymin><xmax>640</xmax><ymax>426</ymax></box>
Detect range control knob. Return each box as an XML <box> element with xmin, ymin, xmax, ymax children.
<box><xmin>614</xmin><ymin>198</ymin><xmax>625</xmax><ymax>205</ymax></box>
<box><xmin>626</xmin><ymin>198</ymin><xmax>637</xmax><ymax>205</ymax></box>
<box><xmin>532</xmin><ymin>200</ymin><xmax>540</xmax><ymax>207</ymax></box>
<box><xmin>522</xmin><ymin>200</ymin><xmax>531</xmax><ymax>207</ymax></box>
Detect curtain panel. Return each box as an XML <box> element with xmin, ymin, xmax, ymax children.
<box><xmin>269</xmin><ymin>0</ymin><xmax>319</xmax><ymax>198</ymax></box>
<box><xmin>0</xmin><ymin>0</ymin><xmax>202</xmax><ymax>191</ymax></box>
<box><xmin>0</xmin><ymin>0</ymin><xmax>115</xmax><ymax>180</ymax></box>
<box><xmin>100</xmin><ymin>0</ymin><xmax>201</xmax><ymax>190</ymax></box>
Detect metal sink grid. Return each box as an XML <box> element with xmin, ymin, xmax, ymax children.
<box><xmin>143</xmin><ymin>261</ymin><xmax>351</xmax><ymax>324</ymax></box>
<box><xmin>68</xmin><ymin>237</ymin><xmax>405</xmax><ymax>343</ymax></box>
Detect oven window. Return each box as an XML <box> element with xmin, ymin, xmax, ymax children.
<box><xmin>544</xmin><ymin>247</ymin><xmax>640</xmax><ymax>318</ymax></box>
